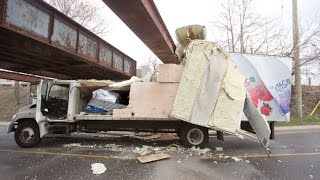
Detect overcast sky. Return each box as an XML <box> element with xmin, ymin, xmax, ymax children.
<box><xmin>95</xmin><ymin>0</ymin><xmax>319</xmax><ymax>67</ymax></box>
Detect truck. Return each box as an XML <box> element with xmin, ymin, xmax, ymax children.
<box><xmin>8</xmin><ymin>78</ymin><xmax>214</xmax><ymax>148</ymax></box>
<box><xmin>7</xmin><ymin>26</ymin><xmax>292</xmax><ymax>154</ymax></box>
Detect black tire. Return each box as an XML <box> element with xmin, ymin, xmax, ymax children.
<box><xmin>176</xmin><ymin>129</ymin><xmax>182</xmax><ymax>138</ymax></box>
<box><xmin>14</xmin><ymin>121</ymin><xmax>41</xmax><ymax>148</ymax></box>
<box><xmin>180</xmin><ymin>125</ymin><xmax>209</xmax><ymax>148</ymax></box>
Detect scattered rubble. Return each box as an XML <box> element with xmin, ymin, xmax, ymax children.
<box><xmin>133</xmin><ymin>145</ymin><xmax>155</xmax><ymax>156</ymax></box>
<box><xmin>231</xmin><ymin>157</ymin><xmax>242</xmax><ymax>162</ymax></box>
<box><xmin>62</xmin><ymin>143</ymin><xmax>96</xmax><ymax>148</ymax></box>
<box><xmin>104</xmin><ymin>144</ymin><xmax>123</xmax><ymax>148</ymax></box>
<box><xmin>190</xmin><ymin>146</ymin><xmax>211</xmax><ymax>155</ymax></box>
<box><xmin>62</xmin><ymin>139</ymin><xmax>248</xmax><ymax>164</ymax></box>
<box><xmin>62</xmin><ymin>143</ymin><xmax>81</xmax><ymax>148</ymax></box>
<box><xmin>91</xmin><ymin>163</ymin><xmax>106</xmax><ymax>175</ymax></box>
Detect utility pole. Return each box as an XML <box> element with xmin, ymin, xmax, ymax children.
<box><xmin>292</xmin><ymin>0</ymin><xmax>303</xmax><ymax>118</ymax></box>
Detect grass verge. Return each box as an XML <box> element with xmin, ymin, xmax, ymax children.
<box><xmin>276</xmin><ymin>115</ymin><xmax>320</xmax><ymax>126</ymax></box>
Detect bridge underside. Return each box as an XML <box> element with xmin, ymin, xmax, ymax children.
<box><xmin>0</xmin><ymin>0</ymin><xmax>136</xmax><ymax>81</ymax></box>
<box><xmin>0</xmin><ymin>28</ymin><xmax>129</xmax><ymax>80</ymax></box>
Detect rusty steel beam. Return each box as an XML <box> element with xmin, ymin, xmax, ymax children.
<box><xmin>0</xmin><ymin>70</ymin><xmax>54</xmax><ymax>83</ymax></box>
<box><xmin>0</xmin><ymin>0</ymin><xmax>137</xmax><ymax>80</ymax></box>
<box><xmin>103</xmin><ymin>0</ymin><xmax>178</xmax><ymax>64</ymax></box>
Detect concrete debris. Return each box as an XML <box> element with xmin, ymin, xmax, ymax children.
<box><xmin>310</xmin><ymin>175</ymin><xmax>314</xmax><ymax>179</ymax></box>
<box><xmin>276</xmin><ymin>160</ymin><xmax>282</xmax><ymax>163</ymax></box>
<box><xmin>237</xmin><ymin>134</ymin><xmax>245</xmax><ymax>140</ymax></box>
<box><xmin>190</xmin><ymin>146</ymin><xmax>211</xmax><ymax>155</ymax></box>
<box><xmin>137</xmin><ymin>153</ymin><xmax>170</xmax><ymax>164</ymax></box>
<box><xmin>133</xmin><ymin>145</ymin><xmax>155</xmax><ymax>156</ymax></box>
<box><xmin>245</xmin><ymin>160</ymin><xmax>250</xmax><ymax>163</ymax></box>
<box><xmin>62</xmin><ymin>143</ymin><xmax>97</xmax><ymax>148</ymax></box>
<box><xmin>91</xmin><ymin>163</ymin><xmax>106</xmax><ymax>175</ymax></box>
<box><xmin>215</xmin><ymin>147</ymin><xmax>224</xmax><ymax>152</ymax></box>
<box><xmin>231</xmin><ymin>157</ymin><xmax>242</xmax><ymax>162</ymax></box>
<box><xmin>62</xmin><ymin>143</ymin><xmax>82</xmax><ymax>148</ymax></box>
<box><xmin>81</xmin><ymin>145</ymin><xmax>96</xmax><ymax>148</ymax></box>
<box><xmin>213</xmin><ymin>161</ymin><xmax>218</xmax><ymax>164</ymax></box>
<box><xmin>224</xmin><ymin>156</ymin><xmax>230</xmax><ymax>159</ymax></box>
<box><xmin>105</xmin><ymin>144</ymin><xmax>123</xmax><ymax>148</ymax></box>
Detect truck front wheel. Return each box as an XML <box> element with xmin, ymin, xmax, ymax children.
<box><xmin>14</xmin><ymin>121</ymin><xmax>41</xmax><ymax>148</ymax></box>
<box><xmin>180</xmin><ymin>125</ymin><xmax>209</xmax><ymax>148</ymax></box>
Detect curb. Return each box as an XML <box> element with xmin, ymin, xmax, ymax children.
<box><xmin>0</xmin><ymin>122</ymin><xmax>10</xmax><ymax>126</ymax></box>
<box><xmin>275</xmin><ymin>125</ymin><xmax>320</xmax><ymax>131</ymax></box>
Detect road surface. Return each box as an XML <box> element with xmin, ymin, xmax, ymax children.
<box><xmin>0</xmin><ymin>124</ymin><xmax>319</xmax><ymax>180</ymax></box>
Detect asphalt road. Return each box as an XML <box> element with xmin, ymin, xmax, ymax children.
<box><xmin>0</xmin><ymin>125</ymin><xmax>319</xmax><ymax>180</ymax></box>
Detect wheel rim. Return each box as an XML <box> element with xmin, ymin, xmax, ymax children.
<box><xmin>187</xmin><ymin>128</ymin><xmax>204</xmax><ymax>145</ymax></box>
<box><xmin>19</xmin><ymin>127</ymin><xmax>34</xmax><ymax>143</ymax></box>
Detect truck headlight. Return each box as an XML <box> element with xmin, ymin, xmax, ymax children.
<box><xmin>12</xmin><ymin>114</ymin><xmax>17</xmax><ymax>120</ymax></box>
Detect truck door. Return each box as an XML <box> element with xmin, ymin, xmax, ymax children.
<box><xmin>241</xmin><ymin>96</ymin><xmax>271</xmax><ymax>154</ymax></box>
<box><xmin>35</xmin><ymin>80</ymin><xmax>48</xmax><ymax>122</ymax></box>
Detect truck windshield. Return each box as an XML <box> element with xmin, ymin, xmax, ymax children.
<box><xmin>48</xmin><ymin>84</ymin><xmax>69</xmax><ymax>100</ymax></box>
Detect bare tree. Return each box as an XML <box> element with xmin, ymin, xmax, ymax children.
<box><xmin>212</xmin><ymin>0</ymin><xmax>320</xmax><ymax>66</ymax></box>
<box><xmin>46</xmin><ymin>0</ymin><xmax>109</xmax><ymax>36</ymax></box>
<box><xmin>211</xmin><ymin>0</ymin><xmax>281</xmax><ymax>54</ymax></box>
<box><xmin>145</xmin><ymin>57</ymin><xmax>161</xmax><ymax>80</ymax></box>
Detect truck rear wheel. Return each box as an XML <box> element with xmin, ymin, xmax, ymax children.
<box><xmin>14</xmin><ymin>121</ymin><xmax>41</xmax><ymax>148</ymax></box>
<box><xmin>180</xmin><ymin>125</ymin><xmax>209</xmax><ymax>148</ymax></box>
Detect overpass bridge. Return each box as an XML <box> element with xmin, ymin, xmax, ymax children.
<box><xmin>0</xmin><ymin>0</ymin><xmax>137</xmax><ymax>80</ymax></box>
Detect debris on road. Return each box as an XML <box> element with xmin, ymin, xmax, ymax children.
<box><xmin>231</xmin><ymin>157</ymin><xmax>242</xmax><ymax>162</ymax></box>
<box><xmin>137</xmin><ymin>153</ymin><xmax>170</xmax><ymax>163</ymax></box>
<box><xmin>310</xmin><ymin>175</ymin><xmax>314</xmax><ymax>179</ymax></box>
<box><xmin>62</xmin><ymin>143</ymin><xmax>96</xmax><ymax>148</ymax></box>
<box><xmin>276</xmin><ymin>160</ymin><xmax>282</xmax><ymax>163</ymax></box>
<box><xmin>215</xmin><ymin>147</ymin><xmax>224</xmax><ymax>152</ymax></box>
<box><xmin>91</xmin><ymin>163</ymin><xmax>106</xmax><ymax>175</ymax></box>
<box><xmin>104</xmin><ymin>144</ymin><xmax>123</xmax><ymax>152</ymax></box>
<box><xmin>62</xmin><ymin>143</ymin><xmax>82</xmax><ymax>148</ymax></box>
<box><xmin>190</xmin><ymin>146</ymin><xmax>211</xmax><ymax>155</ymax></box>
<box><xmin>133</xmin><ymin>145</ymin><xmax>155</xmax><ymax>156</ymax></box>
<box><xmin>104</xmin><ymin>144</ymin><xmax>123</xmax><ymax>148</ymax></box>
